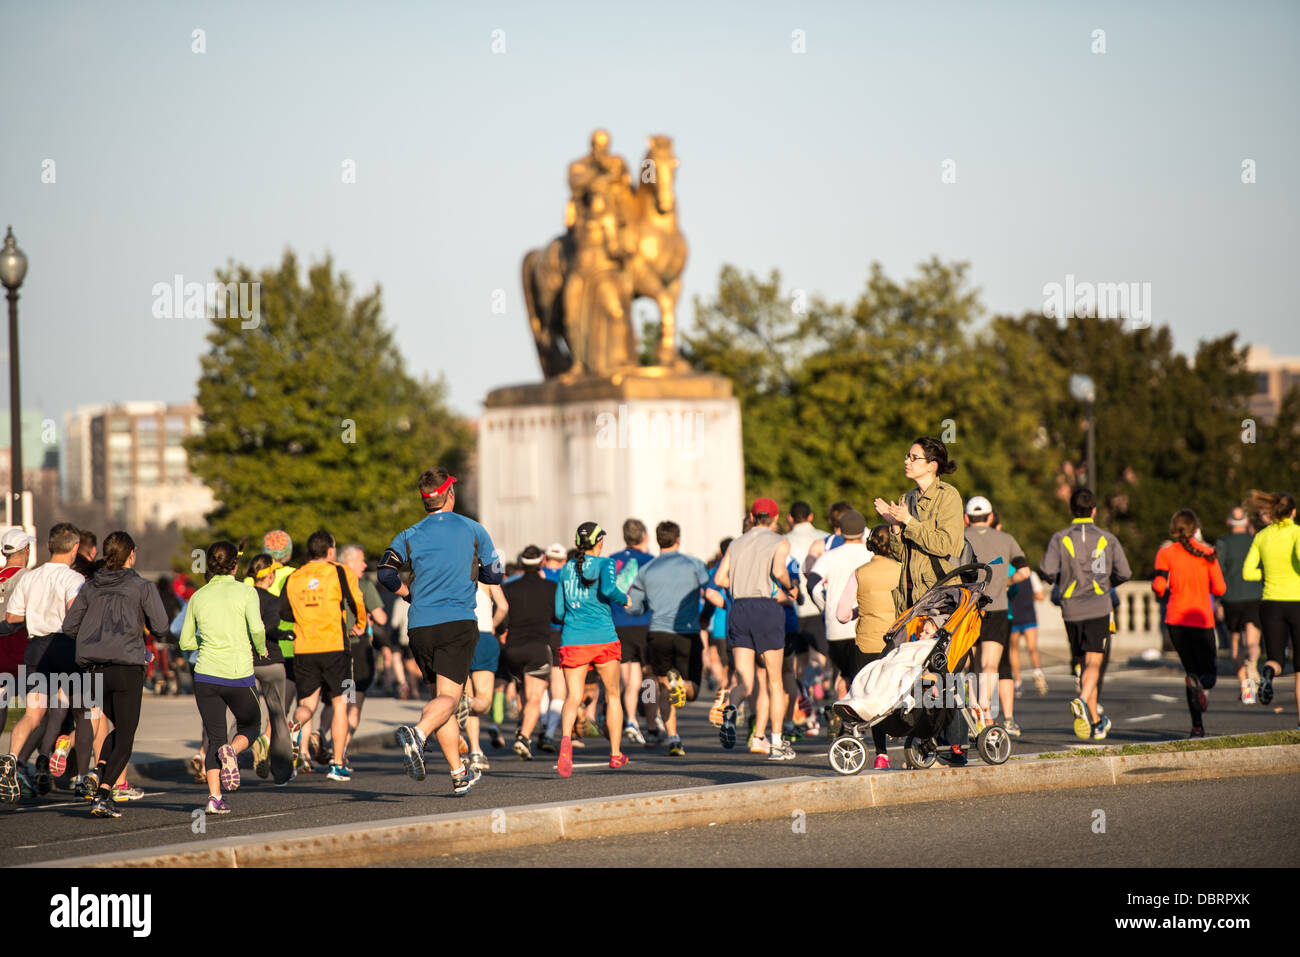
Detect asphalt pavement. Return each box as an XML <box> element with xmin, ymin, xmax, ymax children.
<box><xmin>1</xmin><ymin>664</ymin><xmax>1295</xmax><ymax>866</ymax></box>
<box><xmin>403</xmin><ymin>772</ymin><xmax>1300</xmax><ymax>868</ymax></box>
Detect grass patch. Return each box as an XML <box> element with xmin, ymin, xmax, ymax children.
<box><xmin>4</xmin><ymin>709</ymin><xmax>21</xmax><ymax>733</ymax></box>
<box><xmin>1035</xmin><ymin>729</ymin><xmax>1300</xmax><ymax>759</ymax></box>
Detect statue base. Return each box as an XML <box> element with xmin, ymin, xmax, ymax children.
<box><xmin>478</xmin><ymin>369</ymin><xmax>744</xmax><ymax>563</ymax></box>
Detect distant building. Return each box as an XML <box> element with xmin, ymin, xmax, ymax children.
<box><xmin>1246</xmin><ymin>346</ymin><xmax>1300</xmax><ymax>425</ymax></box>
<box><xmin>63</xmin><ymin>401</ymin><xmax>214</xmax><ymax>528</ymax></box>
<box><xmin>0</xmin><ymin>410</ymin><xmax>59</xmax><ymax>503</ymax></box>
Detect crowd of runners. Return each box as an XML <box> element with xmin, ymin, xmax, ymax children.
<box><xmin>0</xmin><ymin>442</ymin><xmax>1296</xmax><ymax>817</ymax></box>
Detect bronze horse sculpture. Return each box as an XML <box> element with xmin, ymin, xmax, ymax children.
<box><xmin>521</xmin><ymin>134</ymin><xmax>688</xmax><ymax>379</ymax></box>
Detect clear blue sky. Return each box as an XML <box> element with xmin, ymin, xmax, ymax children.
<box><xmin>2</xmin><ymin>0</ymin><xmax>1296</xmax><ymax>431</ymax></box>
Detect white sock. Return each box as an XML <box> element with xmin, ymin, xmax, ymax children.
<box><xmin>771</xmin><ymin>731</ymin><xmax>782</xmax><ymax>747</ymax></box>
<box><xmin>545</xmin><ymin>700</ymin><xmax>562</xmax><ymax>736</ymax></box>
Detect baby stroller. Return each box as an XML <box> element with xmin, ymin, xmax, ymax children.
<box><xmin>827</xmin><ymin>564</ymin><xmax>1013</xmax><ymax>774</ymax></box>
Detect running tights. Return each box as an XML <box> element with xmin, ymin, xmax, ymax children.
<box><xmin>92</xmin><ymin>664</ymin><xmax>145</xmax><ymax>799</ymax></box>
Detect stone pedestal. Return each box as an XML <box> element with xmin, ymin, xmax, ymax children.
<box><xmin>478</xmin><ymin>369</ymin><xmax>744</xmax><ymax>563</ymax></box>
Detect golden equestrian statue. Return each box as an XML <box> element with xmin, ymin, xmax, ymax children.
<box><xmin>522</xmin><ymin>129</ymin><xmax>689</xmax><ymax>379</ymax></box>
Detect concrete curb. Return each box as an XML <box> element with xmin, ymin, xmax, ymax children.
<box><xmin>42</xmin><ymin>742</ymin><xmax>1300</xmax><ymax>868</ymax></box>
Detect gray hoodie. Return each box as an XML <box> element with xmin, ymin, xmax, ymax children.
<box><xmin>1040</xmin><ymin>519</ymin><xmax>1131</xmax><ymax>623</ymax></box>
<box><xmin>64</xmin><ymin>567</ymin><xmax>171</xmax><ymax>668</ymax></box>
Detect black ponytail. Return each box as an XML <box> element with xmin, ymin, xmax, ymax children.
<box><xmin>914</xmin><ymin>436</ymin><xmax>957</xmax><ymax>476</ymax></box>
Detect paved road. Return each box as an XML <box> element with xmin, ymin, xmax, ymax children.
<box><xmin>404</xmin><ymin>772</ymin><xmax>1300</xmax><ymax>868</ymax></box>
<box><xmin>1</xmin><ymin>667</ymin><xmax>1295</xmax><ymax>865</ymax></box>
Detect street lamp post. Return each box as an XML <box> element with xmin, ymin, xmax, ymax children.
<box><xmin>1069</xmin><ymin>373</ymin><xmax>1097</xmax><ymax>490</ymax></box>
<box><xmin>1</xmin><ymin>227</ymin><xmax>29</xmax><ymax>521</ymax></box>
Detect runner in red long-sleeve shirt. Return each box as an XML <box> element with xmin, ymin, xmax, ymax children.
<box><xmin>1152</xmin><ymin>509</ymin><xmax>1226</xmax><ymax>737</ymax></box>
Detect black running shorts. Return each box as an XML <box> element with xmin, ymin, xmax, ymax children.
<box><xmin>616</xmin><ymin>625</ymin><xmax>649</xmax><ymax>667</ymax></box>
<box><xmin>1260</xmin><ymin>600</ymin><xmax>1300</xmax><ymax>666</ymax></box>
<box><xmin>647</xmin><ymin>631</ymin><xmax>703</xmax><ymax>688</ymax></box>
<box><xmin>408</xmin><ymin>620</ymin><xmax>479</xmax><ymax>686</ymax></box>
<box><xmin>1222</xmin><ymin>600</ymin><xmax>1262</xmax><ymax>634</ymax></box>
<box><xmin>1065</xmin><ymin>616</ymin><xmax>1110</xmax><ymax>657</ymax></box>
<box><xmin>504</xmin><ymin>640</ymin><xmax>552</xmax><ymax>682</ymax></box>
<box><xmin>349</xmin><ymin>638</ymin><xmax>374</xmax><ymax>694</ymax></box>
<box><xmin>294</xmin><ymin>650</ymin><xmax>353</xmax><ymax>700</ymax></box>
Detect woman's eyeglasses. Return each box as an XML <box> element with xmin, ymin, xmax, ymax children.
<box><xmin>904</xmin><ymin>454</ymin><xmax>926</xmax><ymax>463</ymax></box>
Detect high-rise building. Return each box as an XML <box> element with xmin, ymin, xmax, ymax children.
<box><xmin>1246</xmin><ymin>346</ymin><xmax>1300</xmax><ymax>425</ymax></box>
<box><xmin>64</xmin><ymin>401</ymin><xmax>214</xmax><ymax>528</ymax></box>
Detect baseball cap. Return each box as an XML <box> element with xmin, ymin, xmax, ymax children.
<box><xmin>1</xmin><ymin>529</ymin><xmax>35</xmax><ymax>555</ymax></box>
<box><xmin>964</xmin><ymin>496</ymin><xmax>993</xmax><ymax>518</ymax></box>
<box><xmin>520</xmin><ymin>545</ymin><xmax>544</xmax><ymax>567</ymax></box>
<box><xmin>545</xmin><ymin>542</ymin><xmax>567</xmax><ymax>561</ymax></box>
<box><xmin>839</xmin><ymin>509</ymin><xmax>867</xmax><ymax>537</ymax></box>
<box><xmin>750</xmin><ymin>497</ymin><xmax>779</xmax><ymax>518</ymax></box>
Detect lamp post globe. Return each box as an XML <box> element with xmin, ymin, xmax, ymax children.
<box><xmin>1068</xmin><ymin>374</ymin><xmax>1097</xmax><ymax>490</ymax></box>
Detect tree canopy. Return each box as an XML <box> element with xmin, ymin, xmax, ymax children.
<box><xmin>682</xmin><ymin>260</ymin><xmax>1297</xmax><ymax>575</ymax></box>
<box><xmin>185</xmin><ymin>251</ymin><xmax>471</xmax><ymax>562</ymax></box>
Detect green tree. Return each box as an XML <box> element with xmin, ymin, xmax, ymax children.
<box><xmin>185</xmin><ymin>251</ymin><xmax>471</xmax><ymax>562</ymax></box>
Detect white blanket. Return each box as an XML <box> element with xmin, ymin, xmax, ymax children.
<box><xmin>836</xmin><ymin>638</ymin><xmax>938</xmax><ymax>724</ymax></box>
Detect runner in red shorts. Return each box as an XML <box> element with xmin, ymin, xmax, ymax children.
<box><xmin>553</xmin><ymin>522</ymin><xmax>629</xmax><ymax>777</ymax></box>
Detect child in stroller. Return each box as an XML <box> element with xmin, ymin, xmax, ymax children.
<box><xmin>827</xmin><ymin>564</ymin><xmax>1014</xmax><ymax>774</ymax></box>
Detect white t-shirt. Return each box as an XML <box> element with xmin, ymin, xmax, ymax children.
<box><xmin>474</xmin><ymin>585</ymin><xmax>494</xmax><ymax>634</ymax></box>
<box><xmin>8</xmin><ymin>562</ymin><xmax>85</xmax><ymax>637</ymax></box>
<box><xmin>785</xmin><ymin>522</ymin><xmax>827</xmax><ymax>620</ymax></box>
<box><xmin>809</xmin><ymin>542</ymin><xmax>872</xmax><ymax>641</ymax></box>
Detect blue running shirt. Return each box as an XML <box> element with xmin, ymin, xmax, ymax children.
<box><xmin>389</xmin><ymin>512</ymin><xmax>501</xmax><ymax>629</ymax></box>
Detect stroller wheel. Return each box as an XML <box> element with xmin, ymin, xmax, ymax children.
<box><xmin>903</xmin><ymin>736</ymin><xmax>937</xmax><ymax>770</ymax></box>
<box><xmin>976</xmin><ymin>725</ymin><xmax>1012</xmax><ymax>765</ymax></box>
<box><xmin>829</xmin><ymin>735</ymin><xmax>868</xmax><ymax>776</ymax></box>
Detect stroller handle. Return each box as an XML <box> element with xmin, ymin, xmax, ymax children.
<box><xmin>932</xmin><ymin>562</ymin><xmax>994</xmax><ymax>591</ymax></box>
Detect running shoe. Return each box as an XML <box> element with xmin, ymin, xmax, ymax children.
<box><xmin>205</xmin><ymin>795</ymin><xmax>232</xmax><ymax>815</ymax></box>
<box><xmin>326</xmin><ymin>764</ymin><xmax>351</xmax><ymax>782</ymax></box>
<box><xmin>50</xmin><ymin>734</ymin><xmax>73</xmax><ymax>778</ymax></box>
<box><xmin>33</xmin><ymin>754</ymin><xmax>51</xmax><ymax>795</ymax></box>
<box><xmin>581</xmin><ymin>716</ymin><xmax>602</xmax><ymax>739</ymax></box>
<box><xmin>609</xmin><ymin>753</ymin><xmax>629</xmax><ymax>769</ymax></box>
<box><xmin>1004</xmin><ymin>718</ymin><xmax>1022</xmax><ymax>738</ymax></box>
<box><xmin>1190</xmin><ymin>725</ymin><xmax>1205</xmax><ymax>738</ymax></box>
<box><xmin>571</xmin><ymin>737</ymin><xmax>586</xmax><ymax>749</ymax></box>
<box><xmin>289</xmin><ymin>720</ymin><xmax>302</xmax><ymax>751</ymax></box>
<box><xmin>748</xmin><ymin>734</ymin><xmax>771</xmax><ymax>755</ymax></box>
<box><xmin>1068</xmin><ymin>697</ymin><xmax>1091</xmax><ymax>740</ymax></box>
<box><xmin>189</xmin><ymin>753</ymin><xmax>206</xmax><ymax>783</ymax></box>
<box><xmin>451</xmin><ymin>761</ymin><xmax>482</xmax><ymax>796</ymax></box>
<box><xmin>874</xmin><ymin>754</ymin><xmax>890</xmax><ymax>770</ymax></box>
<box><xmin>90</xmin><ymin>797</ymin><xmax>121</xmax><ymax>818</ymax></box>
<box><xmin>795</xmin><ymin>681</ymin><xmax>810</xmax><ymax>717</ymax></box>
<box><xmin>487</xmin><ymin>726</ymin><xmax>505</xmax><ymax>750</ymax></box>
<box><xmin>252</xmin><ymin>734</ymin><xmax>270</xmax><ymax>779</ymax></box>
<box><xmin>309</xmin><ymin>731</ymin><xmax>326</xmax><ymax>765</ymax></box>
<box><xmin>1186</xmin><ymin>674</ymin><xmax>1208</xmax><ymax>713</ymax></box>
<box><xmin>469</xmin><ymin>752</ymin><xmax>490</xmax><ymax>772</ymax></box>
<box><xmin>557</xmin><ymin>736</ymin><xmax>573</xmax><ymax>778</ymax></box>
<box><xmin>668</xmin><ymin>736</ymin><xmax>685</xmax><ymax>756</ymax></box>
<box><xmin>1033</xmin><ymin>669</ymin><xmax>1049</xmax><ymax>697</ymax></box>
<box><xmin>76</xmin><ymin>770</ymin><xmax>99</xmax><ymax>801</ymax></box>
<box><xmin>643</xmin><ymin>727</ymin><xmax>662</xmax><ymax>748</ymax></box>
<box><xmin>936</xmin><ymin>745</ymin><xmax>968</xmax><ymax>768</ymax></box>
<box><xmin>274</xmin><ymin>767</ymin><xmax>296</xmax><ymax>788</ymax></box>
<box><xmin>295</xmin><ymin>751</ymin><xmax>314</xmax><ymax>774</ymax></box>
<box><xmin>456</xmin><ymin>694</ymin><xmax>471</xmax><ymax>729</ymax></box>
<box><xmin>768</xmin><ymin>739</ymin><xmax>796</xmax><ymax>761</ymax></box>
<box><xmin>1258</xmin><ymin>666</ymin><xmax>1275</xmax><ymax>707</ymax></box>
<box><xmin>217</xmin><ymin>744</ymin><xmax>240</xmax><ymax>792</ymax></box>
<box><xmin>1240</xmin><ymin>681</ymin><xmax>1256</xmax><ymax>705</ymax></box>
<box><xmin>1092</xmin><ymin>715</ymin><xmax>1112</xmax><ymax>740</ymax></box>
<box><xmin>112</xmin><ymin>783</ymin><xmax>144</xmax><ymax>802</ymax></box>
<box><xmin>395</xmin><ymin>725</ymin><xmax>427</xmax><ymax>781</ymax></box>
<box><xmin>538</xmin><ymin>734</ymin><xmax>557</xmax><ymax>753</ymax></box>
<box><xmin>513</xmin><ymin>734</ymin><xmax>533</xmax><ymax>761</ymax></box>
<box><xmin>16</xmin><ymin>764</ymin><xmax>35</xmax><ymax>800</ymax></box>
<box><xmin>623</xmin><ymin>722</ymin><xmax>646</xmax><ymax>745</ymax></box>
<box><xmin>666</xmin><ymin>670</ymin><xmax>687</xmax><ymax>709</ymax></box>
<box><xmin>719</xmin><ymin>704</ymin><xmax>738</xmax><ymax>749</ymax></box>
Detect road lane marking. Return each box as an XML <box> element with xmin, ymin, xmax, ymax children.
<box><xmin>1151</xmin><ymin>694</ymin><xmax>1179</xmax><ymax>703</ymax></box>
<box><xmin>10</xmin><ymin>790</ymin><xmax>169</xmax><ymax>812</ymax></box>
<box><xmin>12</xmin><ymin>810</ymin><xmax>295</xmax><ymax>851</ymax></box>
<box><xmin>1125</xmin><ymin>713</ymin><xmax>1165</xmax><ymax>723</ymax></box>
